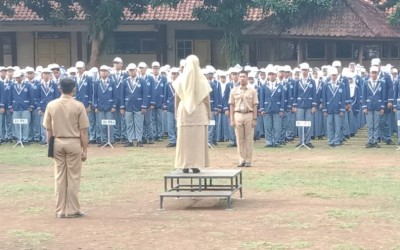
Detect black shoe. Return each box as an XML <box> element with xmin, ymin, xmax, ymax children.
<box><xmin>317</xmin><ymin>136</ymin><xmax>324</xmax><ymax>140</ymax></box>
<box><xmin>328</xmin><ymin>144</ymin><xmax>335</xmax><ymax>147</ymax></box>
<box><xmin>98</xmin><ymin>143</ymin><xmax>106</xmax><ymax>147</ymax></box>
<box><xmin>124</xmin><ymin>142</ymin><xmax>134</xmax><ymax>147</ymax></box>
<box><xmin>311</xmin><ymin>136</ymin><xmax>315</xmax><ymax>140</ymax></box>
<box><xmin>237</xmin><ymin>162</ymin><xmax>245</xmax><ymax>167</ymax></box>
<box><xmin>155</xmin><ymin>138</ymin><xmax>162</xmax><ymax>142</ymax></box>
<box><xmin>89</xmin><ymin>140</ymin><xmax>96</xmax><ymax>144</ymax></box>
<box><xmin>350</xmin><ymin>133</ymin><xmax>355</xmax><ymax>137</ymax></box>
<box><xmin>148</xmin><ymin>140</ymin><xmax>155</xmax><ymax>144</ymax></box>
<box><xmin>386</xmin><ymin>140</ymin><xmax>395</xmax><ymax>145</ymax></box>
<box><xmin>66</xmin><ymin>211</ymin><xmax>85</xmax><ymax>218</ymax></box>
<box><xmin>366</xmin><ymin>143</ymin><xmax>373</xmax><ymax>148</ymax></box>
<box><xmin>137</xmin><ymin>141</ymin><xmax>144</xmax><ymax>147</ymax></box>
<box><xmin>142</xmin><ymin>139</ymin><xmax>148</xmax><ymax>144</ymax></box>
<box><xmin>114</xmin><ymin>138</ymin><xmax>120</xmax><ymax>142</ymax></box>
<box><xmin>264</xmin><ymin>145</ymin><xmax>273</xmax><ymax>148</ymax></box>
<box><xmin>166</xmin><ymin>143</ymin><xmax>176</xmax><ymax>147</ymax></box>
<box><xmin>182</xmin><ymin>168</ymin><xmax>189</xmax><ymax>173</ymax></box>
<box><xmin>295</xmin><ymin>143</ymin><xmax>302</xmax><ymax>147</ymax></box>
<box><xmin>227</xmin><ymin>143</ymin><xmax>237</xmax><ymax>148</ymax></box>
<box><xmin>306</xmin><ymin>143</ymin><xmax>314</xmax><ymax>148</ymax></box>
<box><xmin>374</xmin><ymin>143</ymin><xmax>381</xmax><ymax>148</ymax></box>
<box><xmin>192</xmin><ymin>168</ymin><xmax>201</xmax><ymax>173</ymax></box>
<box><xmin>212</xmin><ymin>142</ymin><xmax>218</xmax><ymax>146</ymax></box>
<box><xmin>245</xmin><ymin>162</ymin><xmax>251</xmax><ymax>167</ymax></box>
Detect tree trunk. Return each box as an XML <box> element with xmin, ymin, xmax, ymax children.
<box><xmin>89</xmin><ymin>38</ymin><xmax>101</xmax><ymax>68</ymax></box>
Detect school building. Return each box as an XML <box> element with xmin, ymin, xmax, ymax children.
<box><xmin>0</xmin><ymin>0</ymin><xmax>399</xmax><ymax>69</ymax></box>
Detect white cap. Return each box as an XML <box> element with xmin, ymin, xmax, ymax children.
<box><xmin>13</xmin><ymin>70</ymin><xmax>23</xmax><ymax>78</ymax></box>
<box><xmin>332</xmin><ymin>60</ymin><xmax>342</xmax><ymax>67</ymax></box>
<box><xmin>42</xmin><ymin>68</ymin><xmax>53</xmax><ymax>74</ymax></box>
<box><xmin>283</xmin><ymin>65</ymin><xmax>292</xmax><ymax>72</ymax></box>
<box><xmin>90</xmin><ymin>67</ymin><xmax>98</xmax><ymax>73</ymax></box>
<box><xmin>68</xmin><ymin>67</ymin><xmax>78</xmax><ymax>74</ymax></box>
<box><xmin>392</xmin><ymin>68</ymin><xmax>398</xmax><ymax>73</ymax></box>
<box><xmin>370</xmin><ymin>66</ymin><xmax>379</xmax><ymax>72</ymax></box>
<box><xmin>371</xmin><ymin>58</ymin><xmax>381</xmax><ymax>66</ymax></box>
<box><xmin>0</xmin><ymin>66</ymin><xmax>5</xmax><ymax>71</ymax></box>
<box><xmin>170</xmin><ymin>67</ymin><xmax>180</xmax><ymax>73</ymax></box>
<box><xmin>25</xmin><ymin>66</ymin><xmax>35</xmax><ymax>73</ymax></box>
<box><xmin>99</xmin><ymin>65</ymin><xmax>110</xmax><ymax>72</ymax></box>
<box><xmin>113</xmin><ymin>57</ymin><xmax>123</xmax><ymax>63</ymax></box>
<box><xmin>248</xmin><ymin>71</ymin><xmax>257</xmax><ymax>78</ymax></box>
<box><xmin>75</xmin><ymin>61</ymin><xmax>85</xmax><ymax>68</ymax></box>
<box><xmin>179</xmin><ymin>59</ymin><xmax>186</xmax><ymax>67</ymax></box>
<box><xmin>216</xmin><ymin>70</ymin><xmax>226</xmax><ymax>77</ymax></box>
<box><xmin>299</xmin><ymin>63</ymin><xmax>310</xmax><ymax>70</ymax></box>
<box><xmin>266</xmin><ymin>66</ymin><xmax>277</xmax><ymax>74</ymax></box>
<box><xmin>6</xmin><ymin>66</ymin><xmax>14</xmax><ymax>71</ymax></box>
<box><xmin>329</xmin><ymin>67</ymin><xmax>338</xmax><ymax>75</ymax></box>
<box><xmin>138</xmin><ymin>62</ymin><xmax>147</xmax><ymax>68</ymax></box>
<box><xmin>206</xmin><ymin>65</ymin><xmax>216</xmax><ymax>74</ymax></box>
<box><xmin>201</xmin><ymin>68</ymin><xmax>210</xmax><ymax>75</ymax></box>
<box><xmin>244</xmin><ymin>65</ymin><xmax>252</xmax><ymax>72</ymax></box>
<box><xmin>126</xmin><ymin>63</ymin><xmax>137</xmax><ymax>71</ymax></box>
<box><xmin>230</xmin><ymin>67</ymin><xmax>241</xmax><ymax>74</ymax></box>
<box><xmin>49</xmin><ymin>64</ymin><xmax>60</xmax><ymax>70</ymax></box>
<box><xmin>151</xmin><ymin>61</ymin><xmax>160</xmax><ymax>68</ymax></box>
<box><xmin>293</xmin><ymin>67</ymin><xmax>301</xmax><ymax>73</ymax></box>
<box><xmin>277</xmin><ymin>66</ymin><xmax>285</xmax><ymax>72</ymax></box>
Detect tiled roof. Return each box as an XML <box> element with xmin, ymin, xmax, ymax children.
<box><xmin>243</xmin><ymin>0</ymin><xmax>400</xmax><ymax>38</ymax></box>
<box><xmin>0</xmin><ymin>0</ymin><xmax>265</xmax><ymax>22</ymax></box>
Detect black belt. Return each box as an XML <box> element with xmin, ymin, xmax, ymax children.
<box><xmin>235</xmin><ymin>110</ymin><xmax>252</xmax><ymax>114</ymax></box>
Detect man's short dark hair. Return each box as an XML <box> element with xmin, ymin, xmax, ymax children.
<box><xmin>239</xmin><ymin>70</ymin><xmax>248</xmax><ymax>76</ymax></box>
<box><xmin>59</xmin><ymin>78</ymin><xmax>76</xmax><ymax>94</ymax></box>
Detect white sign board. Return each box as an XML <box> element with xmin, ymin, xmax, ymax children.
<box><xmin>101</xmin><ymin>119</ymin><xmax>116</xmax><ymax>125</ymax></box>
<box><xmin>296</xmin><ymin>121</ymin><xmax>312</xmax><ymax>127</ymax></box>
<box><xmin>209</xmin><ymin>120</ymin><xmax>216</xmax><ymax>126</ymax></box>
<box><xmin>13</xmin><ymin>119</ymin><xmax>28</xmax><ymax>125</ymax></box>
<box><xmin>397</xmin><ymin>120</ymin><xmax>400</xmax><ymax>126</ymax></box>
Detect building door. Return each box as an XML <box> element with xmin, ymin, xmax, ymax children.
<box><xmin>194</xmin><ymin>40</ymin><xmax>211</xmax><ymax>67</ymax></box>
<box><xmin>35</xmin><ymin>39</ymin><xmax>70</xmax><ymax>67</ymax></box>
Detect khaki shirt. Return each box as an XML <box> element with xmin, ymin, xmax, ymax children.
<box><xmin>229</xmin><ymin>85</ymin><xmax>259</xmax><ymax>112</ymax></box>
<box><xmin>43</xmin><ymin>95</ymin><xmax>90</xmax><ymax>138</ymax></box>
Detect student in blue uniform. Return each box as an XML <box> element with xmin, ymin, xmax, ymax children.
<box><xmin>223</xmin><ymin>67</ymin><xmax>241</xmax><ymax>147</ymax></box>
<box><xmin>8</xmin><ymin>70</ymin><xmax>35</xmax><ymax>144</ymax></box>
<box><xmin>110</xmin><ymin>57</ymin><xmax>128</xmax><ymax>143</ymax></box>
<box><xmin>0</xmin><ymin>67</ymin><xmax>5</xmax><ymax>143</ymax></box>
<box><xmin>25</xmin><ymin>67</ymin><xmax>41</xmax><ymax>143</ymax></box>
<box><xmin>163</xmin><ymin>67</ymin><xmax>179</xmax><ymax>147</ymax></box>
<box><xmin>37</xmin><ymin>68</ymin><xmax>58</xmax><ymax>145</ymax></box>
<box><xmin>4</xmin><ymin>66</ymin><xmax>15</xmax><ymax>142</ymax></box>
<box><xmin>362</xmin><ymin>66</ymin><xmax>386</xmax><ymax>148</ymax></box>
<box><xmin>347</xmin><ymin>74</ymin><xmax>362</xmax><ymax>137</ymax></box>
<box><xmin>138</xmin><ymin>62</ymin><xmax>156</xmax><ymax>144</ymax></box>
<box><xmin>259</xmin><ymin>67</ymin><xmax>285</xmax><ymax>147</ymax></box>
<box><xmin>322</xmin><ymin>68</ymin><xmax>346</xmax><ymax>147</ymax></box>
<box><xmin>94</xmin><ymin>65</ymin><xmax>117</xmax><ymax>147</ymax></box>
<box><xmin>292</xmin><ymin>63</ymin><xmax>317</xmax><ymax>148</ymax></box>
<box><xmin>283</xmin><ymin>66</ymin><xmax>296</xmax><ymax>142</ymax></box>
<box><xmin>151</xmin><ymin>61</ymin><xmax>167</xmax><ymax>141</ymax></box>
<box><xmin>121</xmin><ymin>63</ymin><xmax>149</xmax><ymax>147</ymax></box>
<box><xmin>217</xmin><ymin>71</ymin><xmax>229</xmax><ymax>142</ymax></box>
<box><xmin>311</xmin><ymin>68</ymin><xmax>325</xmax><ymax>140</ymax></box>
<box><xmin>205</xmin><ymin>67</ymin><xmax>222</xmax><ymax>146</ymax></box>
<box><xmin>74</xmin><ymin>61</ymin><xmax>95</xmax><ymax>143</ymax></box>
<box><xmin>275</xmin><ymin>66</ymin><xmax>288</xmax><ymax>145</ymax></box>
<box><xmin>393</xmin><ymin>74</ymin><xmax>400</xmax><ymax>145</ymax></box>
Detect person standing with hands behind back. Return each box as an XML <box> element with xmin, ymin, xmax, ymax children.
<box><xmin>229</xmin><ymin>71</ymin><xmax>259</xmax><ymax>167</ymax></box>
<box><xmin>43</xmin><ymin>78</ymin><xmax>89</xmax><ymax>218</ymax></box>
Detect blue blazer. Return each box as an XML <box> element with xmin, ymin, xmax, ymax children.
<box><xmin>9</xmin><ymin>81</ymin><xmax>35</xmax><ymax>111</ymax></box>
<box><xmin>94</xmin><ymin>78</ymin><xmax>117</xmax><ymax>112</ymax></box>
<box><xmin>222</xmin><ymin>81</ymin><xmax>238</xmax><ymax>111</ymax></box>
<box><xmin>141</xmin><ymin>75</ymin><xmax>156</xmax><ymax>107</ymax></box>
<box><xmin>259</xmin><ymin>81</ymin><xmax>285</xmax><ymax>113</ymax></box>
<box><xmin>292</xmin><ymin>77</ymin><xmax>317</xmax><ymax>109</ymax></box>
<box><xmin>110</xmin><ymin>71</ymin><xmax>128</xmax><ymax>108</ymax></box>
<box><xmin>121</xmin><ymin>77</ymin><xmax>149</xmax><ymax>112</ymax></box>
<box><xmin>37</xmin><ymin>81</ymin><xmax>58</xmax><ymax>111</ymax></box>
<box><xmin>163</xmin><ymin>82</ymin><xmax>175</xmax><ymax>113</ymax></box>
<box><xmin>75</xmin><ymin>74</ymin><xmax>93</xmax><ymax>108</ymax></box>
<box><xmin>322</xmin><ymin>82</ymin><xmax>346</xmax><ymax>114</ymax></box>
<box><xmin>362</xmin><ymin>78</ymin><xmax>387</xmax><ymax>111</ymax></box>
<box><xmin>0</xmin><ymin>81</ymin><xmax>5</xmax><ymax>109</ymax></box>
<box><xmin>209</xmin><ymin>80</ymin><xmax>221</xmax><ymax>112</ymax></box>
<box><xmin>153</xmin><ymin>75</ymin><xmax>167</xmax><ymax>109</ymax></box>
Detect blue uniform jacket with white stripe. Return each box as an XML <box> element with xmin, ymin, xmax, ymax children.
<box><xmin>121</xmin><ymin>77</ymin><xmax>149</xmax><ymax>112</ymax></box>
<box><xmin>8</xmin><ymin>81</ymin><xmax>35</xmax><ymax>111</ymax></box>
<box><xmin>292</xmin><ymin>77</ymin><xmax>317</xmax><ymax>109</ymax></box>
<box><xmin>362</xmin><ymin>78</ymin><xmax>387</xmax><ymax>111</ymax></box>
<box><xmin>163</xmin><ymin>82</ymin><xmax>175</xmax><ymax>113</ymax></box>
<box><xmin>153</xmin><ymin>74</ymin><xmax>167</xmax><ymax>109</ymax></box>
<box><xmin>322</xmin><ymin>81</ymin><xmax>346</xmax><ymax>114</ymax></box>
<box><xmin>259</xmin><ymin>81</ymin><xmax>285</xmax><ymax>114</ymax></box>
<box><xmin>94</xmin><ymin>78</ymin><xmax>117</xmax><ymax>112</ymax></box>
<box><xmin>75</xmin><ymin>74</ymin><xmax>93</xmax><ymax>108</ymax></box>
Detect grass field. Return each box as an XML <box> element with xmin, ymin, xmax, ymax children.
<box><xmin>0</xmin><ymin>131</ymin><xmax>400</xmax><ymax>249</ymax></box>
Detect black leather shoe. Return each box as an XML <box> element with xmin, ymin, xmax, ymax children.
<box><xmin>124</xmin><ymin>142</ymin><xmax>134</xmax><ymax>147</ymax></box>
<box><xmin>166</xmin><ymin>143</ymin><xmax>176</xmax><ymax>147</ymax></box>
<box><xmin>148</xmin><ymin>140</ymin><xmax>155</xmax><ymax>144</ymax></box>
<box><xmin>227</xmin><ymin>143</ymin><xmax>237</xmax><ymax>148</ymax></box>
<box><xmin>137</xmin><ymin>141</ymin><xmax>144</xmax><ymax>147</ymax></box>
<box><xmin>66</xmin><ymin>211</ymin><xmax>85</xmax><ymax>218</ymax></box>
<box><xmin>191</xmin><ymin>168</ymin><xmax>201</xmax><ymax>173</ymax></box>
<box><xmin>237</xmin><ymin>162</ymin><xmax>245</xmax><ymax>167</ymax></box>
<box><xmin>89</xmin><ymin>140</ymin><xmax>96</xmax><ymax>144</ymax></box>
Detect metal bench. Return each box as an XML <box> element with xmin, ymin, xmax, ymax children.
<box><xmin>160</xmin><ymin>169</ymin><xmax>243</xmax><ymax>209</ymax></box>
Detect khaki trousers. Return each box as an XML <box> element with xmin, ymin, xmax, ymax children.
<box><xmin>53</xmin><ymin>138</ymin><xmax>82</xmax><ymax>216</ymax></box>
<box><xmin>234</xmin><ymin>113</ymin><xmax>254</xmax><ymax>163</ymax></box>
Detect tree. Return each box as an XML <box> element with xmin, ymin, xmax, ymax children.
<box><xmin>192</xmin><ymin>0</ymin><xmax>334</xmax><ymax>67</ymax></box>
<box><xmin>1</xmin><ymin>0</ymin><xmax>174</xmax><ymax>67</ymax></box>
<box><xmin>376</xmin><ymin>0</ymin><xmax>400</xmax><ymax>25</ymax></box>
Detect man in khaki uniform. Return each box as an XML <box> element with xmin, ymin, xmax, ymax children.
<box><xmin>229</xmin><ymin>71</ymin><xmax>259</xmax><ymax>167</ymax></box>
<box><xmin>43</xmin><ymin>78</ymin><xmax>89</xmax><ymax>218</ymax></box>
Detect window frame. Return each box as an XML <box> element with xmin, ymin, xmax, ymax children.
<box><xmin>306</xmin><ymin>40</ymin><xmax>327</xmax><ymax>60</ymax></box>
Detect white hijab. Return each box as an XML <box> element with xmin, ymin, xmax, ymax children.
<box><xmin>173</xmin><ymin>55</ymin><xmax>211</xmax><ymax>115</ymax></box>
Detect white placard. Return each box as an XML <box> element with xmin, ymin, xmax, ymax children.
<box><xmin>209</xmin><ymin>120</ymin><xmax>216</xmax><ymax>126</ymax></box>
<box><xmin>296</xmin><ymin>121</ymin><xmax>312</xmax><ymax>127</ymax></box>
<box><xmin>101</xmin><ymin>119</ymin><xmax>116</xmax><ymax>125</ymax></box>
<box><xmin>13</xmin><ymin>119</ymin><xmax>28</xmax><ymax>124</ymax></box>
<box><xmin>397</xmin><ymin>120</ymin><xmax>400</xmax><ymax>126</ymax></box>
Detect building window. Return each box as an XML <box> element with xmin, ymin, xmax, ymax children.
<box><xmin>306</xmin><ymin>40</ymin><xmax>326</xmax><ymax>59</ymax></box>
<box><xmin>2</xmin><ymin>35</ymin><xmax>12</xmax><ymax>54</ymax></box>
<box><xmin>362</xmin><ymin>44</ymin><xmax>380</xmax><ymax>60</ymax></box>
<box><xmin>176</xmin><ymin>40</ymin><xmax>193</xmax><ymax>61</ymax></box>
<box><xmin>382</xmin><ymin>42</ymin><xmax>399</xmax><ymax>59</ymax></box>
<box><xmin>335</xmin><ymin>41</ymin><xmax>353</xmax><ymax>59</ymax></box>
<box><xmin>107</xmin><ymin>32</ymin><xmax>157</xmax><ymax>54</ymax></box>
<box><xmin>257</xmin><ymin>40</ymin><xmax>276</xmax><ymax>61</ymax></box>
<box><xmin>279</xmin><ymin>40</ymin><xmax>297</xmax><ymax>60</ymax></box>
